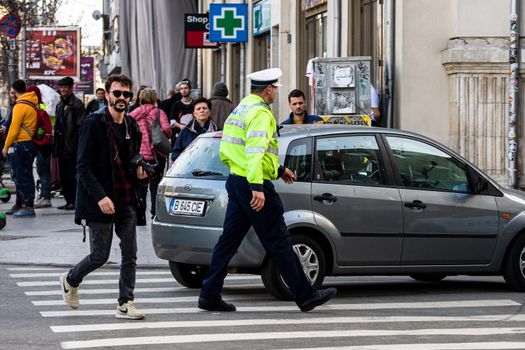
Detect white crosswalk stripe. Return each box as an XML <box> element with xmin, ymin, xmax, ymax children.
<box><xmin>7</xmin><ymin>266</ymin><xmax>525</xmax><ymax>350</ymax></box>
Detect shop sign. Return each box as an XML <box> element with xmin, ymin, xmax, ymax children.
<box><xmin>185</xmin><ymin>13</ymin><xmax>219</xmax><ymax>48</ymax></box>
<box><xmin>76</xmin><ymin>57</ymin><xmax>94</xmax><ymax>95</ymax></box>
<box><xmin>209</xmin><ymin>4</ymin><xmax>248</xmax><ymax>42</ymax></box>
<box><xmin>253</xmin><ymin>0</ymin><xmax>271</xmax><ymax>36</ymax></box>
<box><xmin>26</xmin><ymin>26</ymin><xmax>80</xmax><ymax>80</ymax></box>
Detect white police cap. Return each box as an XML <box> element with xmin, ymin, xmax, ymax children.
<box><xmin>247</xmin><ymin>68</ymin><xmax>283</xmax><ymax>87</ymax></box>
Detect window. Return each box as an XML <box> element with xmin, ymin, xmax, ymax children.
<box><xmin>386</xmin><ymin>137</ymin><xmax>471</xmax><ymax>193</ymax></box>
<box><xmin>315</xmin><ymin>135</ymin><xmax>385</xmax><ymax>185</ymax></box>
<box><xmin>284</xmin><ymin>138</ymin><xmax>312</xmax><ymax>182</ymax></box>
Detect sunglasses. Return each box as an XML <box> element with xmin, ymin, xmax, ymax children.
<box><xmin>111</xmin><ymin>90</ymin><xmax>133</xmax><ymax>99</ymax></box>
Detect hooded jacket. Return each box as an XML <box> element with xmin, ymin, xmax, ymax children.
<box><xmin>3</xmin><ymin>92</ymin><xmax>38</xmax><ymax>151</ymax></box>
<box><xmin>130</xmin><ymin>104</ymin><xmax>172</xmax><ymax>161</ymax></box>
<box><xmin>209</xmin><ymin>82</ymin><xmax>235</xmax><ymax>130</ymax></box>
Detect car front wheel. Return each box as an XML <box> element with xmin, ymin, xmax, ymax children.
<box><xmin>169</xmin><ymin>261</ymin><xmax>207</xmax><ymax>288</ymax></box>
<box><xmin>261</xmin><ymin>234</ymin><xmax>326</xmax><ymax>301</ymax></box>
<box><xmin>503</xmin><ymin>234</ymin><xmax>525</xmax><ymax>292</ymax></box>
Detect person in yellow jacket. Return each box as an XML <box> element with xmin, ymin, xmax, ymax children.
<box><xmin>2</xmin><ymin>80</ymin><xmax>38</xmax><ymax>217</ymax></box>
<box><xmin>198</xmin><ymin>68</ymin><xmax>337</xmax><ymax>312</ymax></box>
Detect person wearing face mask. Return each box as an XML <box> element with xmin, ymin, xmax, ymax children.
<box><xmin>171</xmin><ymin>97</ymin><xmax>218</xmax><ymax>161</ymax></box>
<box><xmin>53</xmin><ymin>76</ymin><xmax>86</xmax><ymax>210</ymax></box>
<box><xmin>60</xmin><ymin>74</ymin><xmax>148</xmax><ymax>320</ymax></box>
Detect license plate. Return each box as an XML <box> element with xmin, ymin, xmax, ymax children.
<box><xmin>169</xmin><ymin>198</ymin><xmax>206</xmax><ymax>216</ymax></box>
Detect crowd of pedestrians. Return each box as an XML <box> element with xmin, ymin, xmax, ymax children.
<box><xmin>1</xmin><ymin>71</ymin><xmax>378</xmax><ymax>318</ymax></box>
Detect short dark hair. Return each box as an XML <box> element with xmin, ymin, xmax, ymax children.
<box><xmin>105</xmin><ymin>74</ymin><xmax>133</xmax><ymax>92</ymax></box>
<box><xmin>250</xmin><ymin>86</ymin><xmax>267</xmax><ymax>94</ymax></box>
<box><xmin>11</xmin><ymin>79</ymin><xmax>26</xmax><ymax>94</ymax></box>
<box><xmin>288</xmin><ymin>89</ymin><xmax>305</xmax><ymax>102</ymax></box>
<box><xmin>58</xmin><ymin>76</ymin><xmax>74</xmax><ymax>86</ymax></box>
<box><xmin>96</xmin><ymin>88</ymin><xmax>105</xmax><ymax>93</ymax></box>
<box><xmin>192</xmin><ymin>97</ymin><xmax>212</xmax><ymax>111</ymax></box>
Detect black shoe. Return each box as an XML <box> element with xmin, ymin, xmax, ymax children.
<box><xmin>64</xmin><ymin>203</ymin><xmax>75</xmax><ymax>210</ymax></box>
<box><xmin>198</xmin><ymin>297</ymin><xmax>236</xmax><ymax>312</ymax></box>
<box><xmin>298</xmin><ymin>287</ymin><xmax>337</xmax><ymax>312</ymax></box>
<box><xmin>57</xmin><ymin>204</ymin><xmax>67</xmax><ymax>210</ymax></box>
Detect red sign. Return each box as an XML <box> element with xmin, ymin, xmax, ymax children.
<box><xmin>25</xmin><ymin>27</ymin><xmax>80</xmax><ymax>80</ymax></box>
<box><xmin>185</xmin><ymin>13</ymin><xmax>218</xmax><ymax>49</ymax></box>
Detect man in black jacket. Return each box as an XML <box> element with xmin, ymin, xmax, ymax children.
<box><xmin>85</xmin><ymin>88</ymin><xmax>108</xmax><ymax>115</ymax></box>
<box><xmin>53</xmin><ymin>76</ymin><xmax>86</xmax><ymax>210</ymax></box>
<box><xmin>59</xmin><ymin>74</ymin><xmax>148</xmax><ymax>320</ymax></box>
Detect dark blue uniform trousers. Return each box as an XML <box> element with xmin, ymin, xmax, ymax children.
<box><xmin>199</xmin><ymin>174</ymin><xmax>315</xmax><ymax>305</ymax></box>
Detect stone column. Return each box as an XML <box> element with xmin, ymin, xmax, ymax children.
<box><xmin>442</xmin><ymin>37</ymin><xmax>524</xmax><ymax>186</ymax></box>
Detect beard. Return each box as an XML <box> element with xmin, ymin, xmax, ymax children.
<box><xmin>110</xmin><ymin>99</ymin><xmax>127</xmax><ymax>113</ymax></box>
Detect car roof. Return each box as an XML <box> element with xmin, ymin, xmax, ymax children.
<box><xmin>202</xmin><ymin>125</ymin><xmax>429</xmax><ymax>141</ymax></box>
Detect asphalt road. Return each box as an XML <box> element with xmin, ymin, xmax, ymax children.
<box><xmin>2</xmin><ymin>264</ymin><xmax>525</xmax><ymax>350</ymax></box>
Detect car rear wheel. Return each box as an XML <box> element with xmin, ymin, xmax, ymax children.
<box><xmin>503</xmin><ymin>234</ymin><xmax>525</xmax><ymax>292</ymax></box>
<box><xmin>409</xmin><ymin>274</ymin><xmax>447</xmax><ymax>282</ymax></box>
<box><xmin>261</xmin><ymin>234</ymin><xmax>326</xmax><ymax>301</ymax></box>
<box><xmin>168</xmin><ymin>261</ymin><xmax>207</xmax><ymax>288</ymax></box>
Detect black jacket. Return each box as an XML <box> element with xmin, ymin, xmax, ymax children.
<box><xmin>171</xmin><ymin>118</ymin><xmax>218</xmax><ymax>161</ymax></box>
<box><xmin>75</xmin><ymin>108</ymin><xmax>142</xmax><ymax>224</ymax></box>
<box><xmin>85</xmin><ymin>98</ymin><xmax>108</xmax><ymax>115</ymax></box>
<box><xmin>54</xmin><ymin>94</ymin><xmax>86</xmax><ymax>158</ymax></box>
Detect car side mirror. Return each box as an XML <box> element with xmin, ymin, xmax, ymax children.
<box><xmin>476</xmin><ymin>176</ymin><xmax>488</xmax><ymax>193</ymax></box>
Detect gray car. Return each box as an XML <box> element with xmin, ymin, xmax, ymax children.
<box><xmin>152</xmin><ymin>125</ymin><xmax>525</xmax><ymax>300</ymax></box>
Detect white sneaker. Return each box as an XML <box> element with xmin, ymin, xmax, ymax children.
<box><xmin>116</xmin><ymin>301</ymin><xmax>145</xmax><ymax>320</ymax></box>
<box><xmin>60</xmin><ymin>272</ymin><xmax>79</xmax><ymax>309</ymax></box>
<box><xmin>35</xmin><ymin>198</ymin><xmax>52</xmax><ymax>208</ymax></box>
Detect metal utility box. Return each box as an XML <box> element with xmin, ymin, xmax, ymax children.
<box><xmin>310</xmin><ymin>56</ymin><xmax>372</xmax><ymax>126</ymax></box>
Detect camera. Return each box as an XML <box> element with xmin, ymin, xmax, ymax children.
<box><xmin>130</xmin><ymin>154</ymin><xmax>156</xmax><ymax>176</ymax></box>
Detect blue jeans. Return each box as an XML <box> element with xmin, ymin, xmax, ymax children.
<box><xmin>67</xmin><ymin>205</ymin><xmax>138</xmax><ymax>305</ymax></box>
<box><xmin>14</xmin><ymin>141</ymin><xmax>37</xmax><ymax>207</ymax></box>
<box><xmin>36</xmin><ymin>146</ymin><xmax>52</xmax><ymax>199</ymax></box>
<box><xmin>199</xmin><ymin>175</ymin><xmax>315</xmax><ymax>305</ymax></box>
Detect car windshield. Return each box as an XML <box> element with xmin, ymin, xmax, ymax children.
<box><xmin>166</xmin><ymin>136</ymin><xmax>229</xmax><ymax>178</ymax></box>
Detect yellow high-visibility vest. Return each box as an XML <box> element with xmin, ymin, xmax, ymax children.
<box><xmin>220</xmin><ymin>94</ymin><xmax>280</xmax><ymax>186</ymax></box>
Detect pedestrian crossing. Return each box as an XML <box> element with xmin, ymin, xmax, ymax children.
<box><xmin>6</xmin><ymin>266</ymin><xmax>525</xmax><ymax>349</ymax></box>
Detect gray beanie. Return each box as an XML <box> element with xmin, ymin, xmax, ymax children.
<box><xmin>212</xmin><ymin>82</ymin><xmax>228</xmax><ymax>98</ymax></box>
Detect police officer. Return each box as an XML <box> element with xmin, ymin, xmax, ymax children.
<box><xmin>198</xmin><ymin>68</ymin><xmax>337</xmax><ymax>312</ymax></box>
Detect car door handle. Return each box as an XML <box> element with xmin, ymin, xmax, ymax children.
<box><xmin>404</xmin><ymin>200</ymin><xmax>426</xmax><ymax>209</ymax></box>
<box><xmin>313</xmin><ymin>193</ymin><xmax>338</xmax><ymax>202</ymax></box>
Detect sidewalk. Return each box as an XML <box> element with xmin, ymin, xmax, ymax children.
<box><xmin>0</xmin><ymin>192</ymin><xmax>165</xmax><ymax>268</ymax></box>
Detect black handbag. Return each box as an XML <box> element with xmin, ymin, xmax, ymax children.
<box><xmin>151</xmin><ymin>108</ymin><xmax>172</xmax><ymax>156</ymax></box>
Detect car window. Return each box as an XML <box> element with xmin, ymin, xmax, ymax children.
<box><xmin>166</xmin><ymin>136</ymin><xmax>229</xmax><ymax>178</ymax></box>
<box><xmin>386</xmin><ymin>136</ymin><xmax>471</xmax><ymax>193</ymax></box>
<box><xmin>284</xmin><ymin>138</ymin><xmax>311</xmax><ymax>182</ymax></box>
<box><xmin>314</xmin><ymin>135</ymin><xmax>386</xmax><ymax>185</ymax></box>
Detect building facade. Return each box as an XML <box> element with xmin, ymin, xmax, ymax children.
<box><xmin>197</xmin><ymin>0</ymin><xmax>521</xmax><ymax>187</ymax></box>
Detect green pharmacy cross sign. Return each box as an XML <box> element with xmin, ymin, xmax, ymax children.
<box><xmin>209</xmin><ymin>4</ymin><xmax>248</xmax><ymax>43</ymax></box>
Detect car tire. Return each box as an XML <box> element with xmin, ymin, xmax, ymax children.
<box><xmin>261</xmin><ymin>234</ymin><xmax>326</xmax><ymax>301</ymax></box>
<box><xmin>503</xmin><ymin>234</ymin><xmax>525</xmax><ymax>292</ymax></box>
<box><xmin>168</xmin><ymin>261</ymin><xmax>206</xmax><ymax>288</ymax></box>
<box><xmin>409</xmin><ymin>274</ymin><xmax>447</xmax><ymax>282</ymax></box>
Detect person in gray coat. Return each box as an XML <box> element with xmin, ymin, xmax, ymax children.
<box><xmin>209</xmin><ymin>82</ymin><xmax>235</xmax><ymax>130</ymax></box>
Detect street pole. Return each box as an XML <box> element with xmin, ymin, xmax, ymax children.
<box><xmin>384</xmin><ymin>0</ymin><xmax>394</xmax><ymax>129</ymax></box>
<box><xmin>21</xmin><ymin>10</ymin><xmax>26</xmax><ymax>82</ymax></box>
<box><xmin>509</xmin><ymin>0</ymin><xmax>520</xmax><ymax>188</ymax></box>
